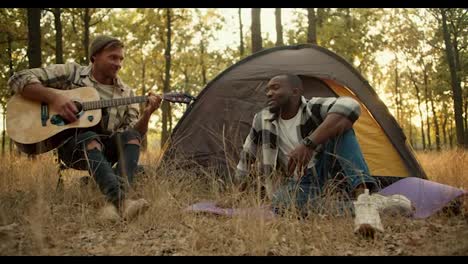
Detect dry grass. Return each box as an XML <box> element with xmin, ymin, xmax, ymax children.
<box><xmin>416</xmin><ymin>149</ymin><xmax>467</xmax><ymax>189</ymax></box>
<box><xmin>0</xmin><ymin>149</ymin><xmax>467</xmax><ymax>255</ymax></box>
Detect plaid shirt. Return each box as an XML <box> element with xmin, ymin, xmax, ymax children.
<box><xmin>7</xmin><ymin>62</ymin><xmax>140</xmax><ymax>134</ymax></box>
<box><xmin>235</xmin><ymin>96</ymin><xmax>361</xmax><ymax>180</ymax></box>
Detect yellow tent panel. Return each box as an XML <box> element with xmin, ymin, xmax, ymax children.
<box><xmin>324</xmin><ymin>79</ymin><xmax>410</xmax><ymax>177</ymax></box>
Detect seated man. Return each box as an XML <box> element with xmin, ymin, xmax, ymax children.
<box><xmin>8</xmin><ymin>35</ymin><xmax>162</xmax><ymax>221</ymax></box>
<box><xmin>235</xmin><ymin>74</ymin><xmax>378</xmax><ymax>216</ymax></box>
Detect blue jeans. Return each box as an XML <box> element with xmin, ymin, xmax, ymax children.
<box><xmin>271</xmin><ymin>129</ymin><xmax>378</xmax><ymax>216</ymax></box>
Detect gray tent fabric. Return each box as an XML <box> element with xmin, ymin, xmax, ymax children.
<box><xmin>164</xmin><ymin>44</ymin><xmax>427</xmax><ymax>185</ymax></box>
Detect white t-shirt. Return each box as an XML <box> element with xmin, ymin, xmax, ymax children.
<box><xmin>277</xmin><ymin>110</ymin><xmax>303</xmax><ymax>177</ymax></box>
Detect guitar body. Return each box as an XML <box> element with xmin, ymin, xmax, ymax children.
<box><xmin>7</xmin><ymin>87</ymin><xmax>102</xmax><ymax>154</ymax></box>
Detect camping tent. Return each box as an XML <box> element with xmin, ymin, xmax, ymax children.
<box><xmin>164</xmin><ymin>44</ymin><xmax>427</xmax><ymax>187</ymax></box>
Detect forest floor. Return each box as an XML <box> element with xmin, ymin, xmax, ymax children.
<box><xmin>0</xmin><ymin>150</ymin><xmax>467</xmax><ymax>255</ymax></box>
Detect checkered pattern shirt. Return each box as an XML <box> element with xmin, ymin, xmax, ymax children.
<box><xmin>7</xmin><ymin>62</ymin><xmax>140</xmax><ymax>134</ymax></box>
<box><xmin>235</xmin><ymin>96</ymin><xmax>361</xmax><ymax>180</ymax></box>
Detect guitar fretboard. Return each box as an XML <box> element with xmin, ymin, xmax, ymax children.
<box><xmin>82</xmin><ymin>96</ymin><xmax>148</xmax><ymax>110</ymax></box>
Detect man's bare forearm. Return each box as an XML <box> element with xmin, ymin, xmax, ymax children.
<box><xmin>307</xmin><ymin>113</ymin><xmax>353</xmax><ymax>145</ymax></box>
<box><xmin>133</xmin><ymin>111</ymin><xmax>151</xmax><ymax>136</ymax></box>
<box><xmin>20</xmin><ymin>83</ymin><xmax>58</xmax><ymax>104</ymax></box>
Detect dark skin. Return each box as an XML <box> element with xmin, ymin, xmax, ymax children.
<box><xmin>266</xmin><ymin>75</ymin><xmax>355</xmax><ymax>177</ymax></box>
<box><xmin>235</xmin><ymin>75</ymin><xmax>366</xmax><ymax>198</ymax></box>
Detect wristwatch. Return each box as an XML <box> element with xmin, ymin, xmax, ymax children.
<box><xmin>302</xmin><ymin>137</ymin><xmax>318</xmax><ymax>150</ymax></box>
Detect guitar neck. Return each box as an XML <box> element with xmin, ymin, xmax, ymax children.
<box><xmin>82</xmin><ymin>96</ymin><xmax>148</xmax><ymax>111</ymax></box>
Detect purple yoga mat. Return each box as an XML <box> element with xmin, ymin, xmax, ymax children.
<box><xmin>184</xmin><ymin>201</ymin><xmax>276</xmax><ymax>220</ymax></box>
<box><xmin>379</xmin><ymin>177</ymin><xmax>467</xmax><ymax>219</ymax></box>
<box><xmin>185</xmin><ymin>178</ymin><xmax>466</xmax><ymax>220</ymax></box>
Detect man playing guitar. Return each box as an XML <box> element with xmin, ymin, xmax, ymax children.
<box><xmin>8</xmin><ymin>35</ymin><xmax>161</xmax><ymax>222</ymax></box>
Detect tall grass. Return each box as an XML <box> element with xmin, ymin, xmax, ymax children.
<box><xmin>416</xmin><ymin>149</ymin><xmax>467</xmax><ymax>189</ymax></box>
<box><xmin>0</xmin><ymin>149</ymin><xmax>466</xmax><ymax>255</ymax></box>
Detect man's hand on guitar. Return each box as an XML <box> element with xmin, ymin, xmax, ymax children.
<box><xmin>144</xmin><ymin>92</ymin><xmax>162</xmax><ymax>116</ymax></box>
<box><xmin>51</xmin><ymin>93</ymin><xmax>79</xmax><ymax>122</ymax></box>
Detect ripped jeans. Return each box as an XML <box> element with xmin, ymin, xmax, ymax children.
<box><xmin>57</xmin><ymin>128</ymin><xmax>142</xmax><ymax>207</ymax></box>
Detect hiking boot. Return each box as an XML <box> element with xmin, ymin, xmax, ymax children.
<box><xmin>121</xmin><ymin>198</ymin><xmax>150</xmax><ymax>221</ymax></box>
<box><xmin>369</xmin><ymin>193</ymin><xmax>414</xmax><ymax>217</ymax></box>
<box><xmin>98</xmin><ymin>203</ymin><xmax>121</xmax><ymax>223</ymax></box>
<box><xmin>353</xmin><ymin>189</ymin><xmax>384</xmax><ymax>237</ymax></box>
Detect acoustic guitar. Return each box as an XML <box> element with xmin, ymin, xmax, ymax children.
<box><xmin>6</xmin><ymin>86</ymin><xmax>195</xmax><ymax>155</ymax></box>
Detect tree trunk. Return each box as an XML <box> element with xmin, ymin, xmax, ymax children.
<box><xmin>7</xmin><ymin>32</ymin><xmax>14</xmax><ymax>78</ymax></box>
<box><xmin>183</xmin><ymin>67</ymin><xmax>189</xmax><ymax>89</ymax></box>
<box><xmin>9</xmin><ymin>137</ymin><xmax>14</xmax><ymax>154</ymax></box>
<box><xmin>393</xmin><ymin>59</ymin><xmax>402</xmax><ymax>126</ymax></box>
<box><xmin>6</xmin><ymin>33</ymin><xmax>13</xmax><ymax>155</ymax></box>
<box><xmin>430</xmin><ymin>95</ymin><xmax>441</xmax><ymax>151</ymax></box>
<box><xmin>425</xmin><ymin>73</ymin><xmax>440</xmax><ymax>151</ymax></box>
<box><xmin>140</xmin><ymin>58</ymin><xmax>148</xmax><ymax>151</ymax></box>
<box><xmin>464</xmin><ymin>94</ymin><xmax>468</xmax><ymax>145</ymax></box>
<box><xmin>441</xmin><ymin>9</ymin><xmax>465</xmax><ymax>148</ymax></box>
<box><xmin>251</xmin><ymin>8</ymin><xmax>262</xmax><ymax>53</ymax></box>
<box><xmin>168</xmin><ymin>103</ymin><xmax>172</xmax><ymax>134</ymax></box>
<box><xmin>307</xmin><ymin>8</ymin><xmax>317</xmax><ymax>44</ymax></box>
<box><xmin>82</xmin><ymin>8</ymin><xmax>91</xmax><ymax>65</ymax></box>
<box><xmin>442</xmin><ymin>109</ymin><xmax>448</xmax><ymax>148</ymax></box>
<box><xmin>26</xmin><ymin>8</ymin><xmax>41</xmax><ymax>160</ymax></box>
<box><xmin>449</xmin><ymin>119</ymin><xmax>454</xmax><ymax>149</ymax></box>
<box><xmin>183</xmin><ymin>67</ymin><xmax>190</xmax><ymax>112</ymax></box>
<box><xmin>2</xmin><ymin>112</ymin><xmax>5</xmax><ymax>156</ymax></box>
<box><xmin>200</xmin><ymin>40</ymin><xmax>207</xmax><ymax>86</ymax></box>
<box><xmin>317</xmin><ymin>8</ymin><xmax>325</xmax><ymax>27</ymax></box>
<box><xmin>238</xmin><ymin>8</ymin><xmax>244</xmax><ymax>57</ymax></box>
<box><xmin>423</xmin><ymin>72</ymin><xmax>432</xmax><ymax>150</ymax></box>
<box><xmin>408</xmin><ymin>110</ymin><xmax>414</xmax><ymax>147</ymax></box>
<box><xmin>53</xmin><ymin>8</ymin><xmax>64</xmax><ymax>64</ymax></box>
<box><xmin>408</xmin><ymin>69</ymin><xmax>426</xmax><ymax>150</ymax></box>
<box><xmin>275</xmin><ymin>8</ymin><xmax>283</xmax><ymax>46</ymax></box>
<box><xmin>161</xmin><ymin>8</ymin><xmax>172</xmax><ymax>146</ymax></box>
<box><xmin>27</xmin><ymin>8</ymin><xmax>42</xmax><ymax>68</ymax></box>
<box><xmin>452</xmin><ymin>35</ymin><xmax>461</xmax><ymax>77</ymax></box>
<box><xmin>344</xmin><ymin>8</ymin><xmax>352</xmax><ymax>29</ymax></box>
<box><xmin>452</xmin><ymin>28</ymin><xmax>466</xmax><ymax>145</ymax></box>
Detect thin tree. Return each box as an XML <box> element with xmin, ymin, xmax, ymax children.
<box><xmin>82</xmin><ymin>8</ymin><xmax>91</xmax><ymax>64</ymax></box>
<box><xmin>440</xmin><ymin>8</ymin><xmax>465</xmax><ymax>148</ymax></box>
<box><xmin>238</xmin><ymin>8</ymin><xmax>245</xmax><ymax>57</ymax></box>
<box><xmin>72</xmin><ymin>8</ymin><xmax>111</xmax><ymax>65</ymax></box>
<box><xmin>54</xmin><ymin>8</ymin><xmax>63</xmax><ymax>63</ymax></box>
<box><xmin>408</xmin><ymin>68</ymin><xmax>426</xmax><ymax>150</ymax></box>
<box><xmin>200</xmin><ymin>40</ymin><xmax>207</xmax><ymax>86</ymax></box>
<box><xmin>275</xmin><ymin>8</ymin><xmax>283</xmax><ymax>46</ymax></box>
<box><xmin>161</xmin><ymin>8</ymin><xmax>172</xmax><ymax>146</ymax></box>
<box><xmin>140</xmin><ymin>56</ymin><xmax>148</xmax><ymax>151</ymax></box>
<box><xmin>423</xmin><ymin>70</ymin><xmax>432</xmax><ymax>150</ymax></box>
<box><xmin>44</xmin><ymin>8</ymin><xmax>64</xmax><ymax>63</ymax></box>
<box><xmin>307</xmin><ymin>8</ymin><xmax>317</xmax><ymax>44</ymax></box>
<box><xmin>2</xmin><ymin>32</ymin><xmax>15</xmax><ymax>155</ymax></box>
<box><xmin>251</xmin><ymin>8</ymin><xmax>262</xmax><ymax>53</ymax></box>
<box><xmin>27</xmin><ymin>8</ymin><xmax>42</xmax><ymax>68</ymax></box>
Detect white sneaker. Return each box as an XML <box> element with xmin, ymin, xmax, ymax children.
<box><xmin>353</xmin><ymin>189</ymin><xmax>384</xmax><ymax>236</ymax></box>
<box><xmin>369</xmin><ymin>193</ymin><xmax>414</xmax><ymax>217</ymax></box>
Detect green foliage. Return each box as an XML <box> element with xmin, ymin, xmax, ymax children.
<box><xmin>0</xmin><ymin>8</ymin><xmax>466</xmax><ymax>149</ymax></box>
